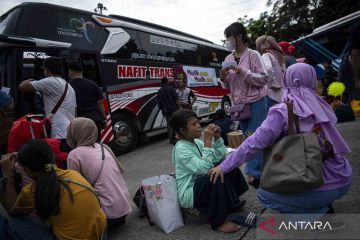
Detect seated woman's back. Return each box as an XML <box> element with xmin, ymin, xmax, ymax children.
<box><xmin>66</xmin><ymin>117</ymin><xmax>132</xmax><ymax>220</ymax></box>
<box><xmin>67</xmin><ymin>143</ymin><xmax>132</xmax><ymax>218</ymax></box>
<box><xmin>16</xmin><ymin>168</ymin><xmax>106</xmax><ymax>239</ymax></box>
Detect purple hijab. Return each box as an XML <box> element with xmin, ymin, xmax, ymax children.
<box><xmin>282</xmin><ymin>63</ymin><xmax>351</xmax><ymax>156</ymax></box>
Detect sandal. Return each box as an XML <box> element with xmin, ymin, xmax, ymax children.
<box><xmin>229</xmin><ymin>212</ymin><xmax>257</xmax><ymax>228</ymax></box>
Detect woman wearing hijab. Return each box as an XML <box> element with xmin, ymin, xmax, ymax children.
<box><xmin>220</xmin><ymin>22</ymin><xmax>269</xmax><ymax>188</ymax></box>
<box><xmin>66</xmin><ymin>117</ymin><xmax>132</xmax><ymax>227</ymax></box>
<box><xmin>256</xmin><ymin>35</ymin><xmax>285</xmax><ymax>108</ymax></box>
<box><xmin>210</xmin><ymin>63</ymin><xmax>352</xmax><ymax>214</ymax></box>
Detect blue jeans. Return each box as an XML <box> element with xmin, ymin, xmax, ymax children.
<box><xmin>0</xmin><ymin>215</ymin><xmax>56</xmax><ymax>240</ymax></box>
<box><xmin>239</xmin><ymin>97</ymin><xmax>267</xmax><ymax>178</ymax></box>
<box><xmin>265</xmin><ymin>96</ymin><xmax>279</xmax><ymax>111</ymax></box>
<box><xmin>257</xmin><ymin>183</ymin><xmax>351</xmax><ymax>214</ymax></box>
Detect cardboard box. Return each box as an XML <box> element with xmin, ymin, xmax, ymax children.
<box><xmin>226</xmin><ymin>130</ymin><xmax>244</xmax><ymax>148</ymax></box>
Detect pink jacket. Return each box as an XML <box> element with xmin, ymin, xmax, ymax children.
<box><xmin>262</xmin><ymin>52</ymin><xmax>284</xmax><ymax>102</ymax></box>
<box><xmin>223</xmin><ymin>48</ymin><xmax>268</xmax><ymax>105</ymax></box>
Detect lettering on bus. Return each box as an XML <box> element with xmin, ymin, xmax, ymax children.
<box><xmin>117</xmin><ymin>65</ymin><xmax>174</xmax><ymax>79</ymax></box>
<box><xmin>118</xmin><ymin>65</ymin><xmax>147</xmax><ymax>79</ymax></box>
<box><xmin>148</xmin><ymin>67</ymin><xmax>173</xmax><ymax>79</ymax></box>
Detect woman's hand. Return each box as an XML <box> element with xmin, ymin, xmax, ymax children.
<box><xmin>219</xmin><ymin>69</ymin><xmax>230</xmax><ymax>81</ymax></box>
<box><xmin>1</xmin><ymin>153</ymin><xmax>17</xmax><ymax>178</ymax></box>
<box><xmin>228</xmin><ymin>66</ymin><xmax>243</xmax><ymax>75</ymax></box>
<box><xmin>208</xmin><ymin>166</ymin><xmax>224</xmax><ymax>183</ymax></box>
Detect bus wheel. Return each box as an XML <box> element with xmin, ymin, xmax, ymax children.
<box><xmin>221</xmin><ymin>96</ymin><xmax>232</xmax><ymax>115</ymax></box>
<box><xmin>109</xmin><ymin>114</ymin><xmax>138</xmax><ymax>155</ymax></box>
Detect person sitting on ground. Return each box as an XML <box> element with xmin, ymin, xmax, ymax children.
<box><xmin>209</xmin><ymin>63</ymin><xmax>352</xmax><ymax>215</ymax></box>
<box><xmin>0</xmin><ymin>139</ymin><xmax>106</xmax><ymax>240</ymax></box>
<box><xmin>176</xmin><ymin>79</ymin><xmax>197</xmax><ymax>110</ymax></box>
<box><xmin>66</xmin><ymin>117</ymin><xmax>132</xmax><ymax>228</ymax></box>
<box><xmin>170</xmin><ymin>109</ymin><xmax>249</xmax><ymax>233</ymax></box>
<box><xmin>214</xmin><ymin>109</ymin><xmax>235</xmax><ymax>146</ymax></box>
<box><xmin>327</xmin><ymin>82</ymin><xmax>355</xmax><ymax>123</ymax></box>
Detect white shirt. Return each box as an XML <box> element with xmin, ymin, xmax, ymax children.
<box><xmin>31</xmin><ymin>77</ymin><xmax>76</xmax><ymax>138</ymax></box>
<box><xmin>176</xmin><ymin>87</ymin><xmax>192</xmax><ymax>104</ymax></box>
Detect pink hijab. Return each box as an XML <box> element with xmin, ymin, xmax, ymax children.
<box><xmin>282</xmin><ymin>63</ymin><xmax>350</xmax><ymax>155</ymax></box>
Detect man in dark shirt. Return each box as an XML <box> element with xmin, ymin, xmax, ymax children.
<box><xmin>157</xmin><ymin>77</ymin><xmax>181</xmax><ymax>144</ymax></box>
<box><xmin>68</xmin><ymin>61</ymin><xmax>106</xmax><ymax>138</ymax></box>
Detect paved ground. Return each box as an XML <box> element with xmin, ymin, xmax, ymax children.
<box><xmin>108</xmin><ymin>119</ymin><xmax>360</xmax><ymax>240</ymax></box>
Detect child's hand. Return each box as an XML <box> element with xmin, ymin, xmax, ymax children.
<box><xmin>213</xmin><ymin>125</ymin><xmax>221</xmax><ymax>139</ymax></box>
<box><xmin>204</xmin><ymin>125</ymin><xmax>214</xmax><ymax>137</ymax></box>
<box><xmin>204</xmin><ymin>124</ymin><xmax>215</xmax><ymax>147</ymax></box>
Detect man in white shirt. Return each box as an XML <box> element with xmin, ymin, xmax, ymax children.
<box><xmin>176</xmin><ymin>79</ymin><xmax>197</xmax><ymax>110</ymax></box>
<box><xmin>19</xmin><ymin>57</ymin><xmax>76</xmax><ymax>138</ymax></box>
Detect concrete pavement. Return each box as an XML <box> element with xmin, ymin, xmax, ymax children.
<box><xmin>108</xmin><ymin>119</ymin><xmax>360</xmax><ymax>240</ymax></box>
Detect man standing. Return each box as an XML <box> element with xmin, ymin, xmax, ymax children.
<box><xmin>19</xmin><ymin>57</ymin><xmax>76</xmax><ymax>139</ymax></box>
<box><xmin>68</xmin><ymin>61</ymin><xmax>106</xmax><ymax>138</ymax></box>
<box><xmin>176</xmin><ymin>79</ymin><xmax>197</xmax><ymax>110</ymax></box>
<box><xmin>157</xmin><ymin>77</ymin><xmax>181</xmax><ymax>144</ymax></box>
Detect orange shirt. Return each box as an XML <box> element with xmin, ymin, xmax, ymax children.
<box><xmin>14</xmin><ymin>169</ymin><xmax>106</xmax><ymax>240</ymax></box>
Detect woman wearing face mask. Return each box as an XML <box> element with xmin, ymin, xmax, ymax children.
<box><xmin>220</xmin><ymin>22</ymin><xmax>269</xmax><ymax>188</ymax></box>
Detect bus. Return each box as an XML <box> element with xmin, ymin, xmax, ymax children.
<box><xmin>291</xmin><ymin>10</ymin><xmax>360</xmax><ymax>72</ymax></box>
<box><xmin>0</xmin><ymin>2</ymin><xmax>231</xmax><ymax>154</ymax></box>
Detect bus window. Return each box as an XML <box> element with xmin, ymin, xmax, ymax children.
<box><xmin>0</xmin><ymin>8</ymin><xmax>20</xmax><ymax>34</ymax></box>
<box><xmin>137</xmin><ymin>31</ymin><xmax>199</xmax><ymax>64</ymax></box>
<box><xmin>115</xmin><ymin>28</ymin><xmax>142</xmax><ymax>59</ymax></box>
<box><xmin>16</xmin><ymin>6</ymin><xmax>107</xmax><ymax>51</ymax></box>
<box><xmin>79</xmin><ymin>55</ymin><xmax>102</xmax><ymax>87</ymax></box>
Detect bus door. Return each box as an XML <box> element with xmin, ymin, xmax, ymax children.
<box><xmin>69</xmin><ymin>52</ymin><xmax>114</xmax><ymax>144</ymax></box>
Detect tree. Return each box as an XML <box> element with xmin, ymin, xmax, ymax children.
<box><xmin>239</xmin><ymin>0</ymin><xmax>360</xmax><ymax>44</ymax></box>
<box><xmin>312</xmin><ymin>0</ymin><xmax>360</xmax><ymax>28</ymax></box>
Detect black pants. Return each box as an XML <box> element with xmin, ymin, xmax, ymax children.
<box><xmin>164</xmin><ymin>113</ymin><xmax>176</xmax><ymax>144</ymax></box>
<box><xmin>193</xmin><ymin>168</ymin><xmax>249</xmax><ymax>229</ymax></box>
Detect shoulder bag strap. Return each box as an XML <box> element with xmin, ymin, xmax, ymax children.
<box><xmin>103</xmin><ymin>144</ymin><xmax>125</xmax><ymax>173</ymax></box>
<box><xmin>91</xmin><ymin>143</ymin><xmax>106</xmax><ymax>186</ymax></box>
<box><xmin>194</xmin><ymin>142</ymin><xmax>202</xmax><ymax>157</ymax></box>
<box><xmin>51</xmin><ymin>79</ymin><xmax>68</xmax><ymax>115</ymax></box>
<box><xmin>61</xmin><ymin>178</ymin><xmax>101</xmax><ymax>207</ymax></box>
<box><xmin>285</xmin><ymin>102</ymin><xmax>300</xmax><ymax>135</ymax></box>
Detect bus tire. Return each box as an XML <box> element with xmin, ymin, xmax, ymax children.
<box><xmin>221</xmin><ymin>96</ymin><xmax>232</xmax><ymax>115</ymax></box>
<box><xmin>108</xmin><ymin>113</ymin><xmax>138</xmax><ymax>155</ymax></box>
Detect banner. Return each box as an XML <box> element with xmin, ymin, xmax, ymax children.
<box><xmin>176</xmin><ymin>66</ymin><xmax>218</xmax><ymax>87</ymax></box>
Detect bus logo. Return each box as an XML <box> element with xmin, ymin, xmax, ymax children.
<box><xmin>70</xmin><ymin>18</ymin><xmax>95</xmax><ymax>43</ymax></box>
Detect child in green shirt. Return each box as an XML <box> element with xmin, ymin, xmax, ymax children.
<box><xmin>170</xmin><ymin>109</ymin><xmax>249</xmax><ymax>232</ymax></box>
